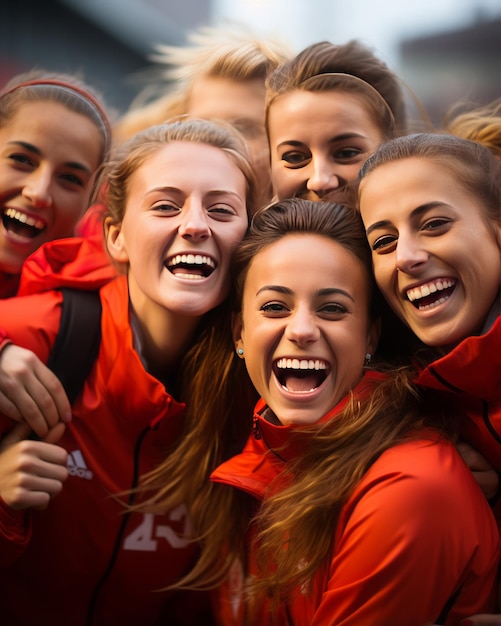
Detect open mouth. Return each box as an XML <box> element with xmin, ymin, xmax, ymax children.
<box><xmin>2</xmin><ymin>208</ymin><xmax>46</xmax><ymax>239</ymax></box>
<box><xmin>406</xmin><ymin>278</ymin><xmax>456</xmax><ymax>311</ymax></box>
<box><xmin>165</xmin><ymin>253</ymin><xmax>216</xmax><ymax>280</ymax></box>
<box><xmin>274</xmin><ymin>357</ymin><xmax>329</xmax><ymax>393</ymax></box>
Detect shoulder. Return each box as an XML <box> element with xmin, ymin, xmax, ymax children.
<box><xmin>350</xmin><ymin>433</ymin><xmax>493</xmax><ymax>528</ymax></box>
<box><xmin>0</xmin><ymin>291</ymin><xmax>64</xmax><ymax>360</ymax></box>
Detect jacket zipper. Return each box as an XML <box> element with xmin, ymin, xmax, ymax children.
<box><xmin>86</xmin><ymin>425</ymin><xmax>150</xmax><ymax>625</ymax></box>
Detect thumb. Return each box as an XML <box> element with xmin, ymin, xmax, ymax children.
<box><xmin>42</xmin><ymin>422</ymin><xmax>66</xmax><ymax>444</ymax></box>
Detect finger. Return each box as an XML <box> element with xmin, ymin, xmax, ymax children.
<box><xmin>0</xmin><ymin>392</ymin><xmax>22</xmax><ymax>421</ymax></box>
<box><xmin>460</xmin><ymin>615</ymin><xmax>501</xmax><ymax>625</ymax></box>
<box><xmin>14</xmin><ymin>370</ymin><xmax>70</xmax><ymax>435</ymax></box>
<box><xmin>31</xmin><ymin>363</ymin><xmax>72</xmax><ymax>425</ymax></box>
<box><xmin>42</xmin><ymin>422</ymin><xmax>66</xmax><ymax>445</ymax></box>
<box><xmin>457</xmin><ymin>441</ymin><xmax>494</xmax><ymax>471</ymax></box>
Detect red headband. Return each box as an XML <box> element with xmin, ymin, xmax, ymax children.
<box><xmin>1</xmin><ymin>78</ymin><xmax>112</xmax><ymax>152</ymax></box>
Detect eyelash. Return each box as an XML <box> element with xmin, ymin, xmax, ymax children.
<box><xmin>259</xmin><ymin>302</ymin><xmax>348</xmax><ymax>316</ymax></box>
<box><xmin>372</xmin><ymin>217</ymin><xmax>453</xmax><ymax>251</ymax></box>
<box><xmin>280</xmin><ymin>146</ymin><xmax>367</xmax><ymax>168</ymax></box>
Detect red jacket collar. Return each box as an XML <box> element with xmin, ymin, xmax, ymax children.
<box><xmin>211</xmin><ymin>371</ymin><xmax>386</xmax><ymax>499</ymax></box>
<box><xmin>415</xmin><ymin>316</ymin><xmax>501</xmax><ymax>401</ymax></box>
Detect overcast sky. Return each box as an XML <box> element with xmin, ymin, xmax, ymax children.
<box><xmin>213</xmin><ymin>0</ymin><xmax>501</xmax><ymax>72</ymax></box>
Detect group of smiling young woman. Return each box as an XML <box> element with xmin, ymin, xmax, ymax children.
<box><xmin>0</xmin><ymin>32</ymin><xmax>500</xmax><ymax>626</ymax></box>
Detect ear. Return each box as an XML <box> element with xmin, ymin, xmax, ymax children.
<box><xmin>232</xmin><ymin>312</ymin><xmax>244</xmax><ymax>357</ymax></box>
<box><xmin>366</xmin><ymin>317</ymin><xmax>382</xmax><ymax>357</ymax></box>
<box><xmin>105</xmin><ymin>217</ymin><xmax>129</xmax><ymax>264</ymax></box>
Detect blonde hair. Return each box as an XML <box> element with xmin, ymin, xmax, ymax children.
<box><xmin>114</xmin><ymin>24</ymin><xmax>292</xmax><ymax>142</ymax></box>
<box><xmin>444</xmin><ymin>98</ymin><xmax>501</xmax><ymax>159</ymax></box>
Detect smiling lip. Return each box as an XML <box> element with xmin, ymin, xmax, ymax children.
<box><xmin>2</xmin><ymin>207</ymin><xmax>47</xmax><ymax>239</ymax></box>
<box><xmin>404</xmin><ymin>277</ymin><xmax>457</xmax><ymax>311</ymax></box>
<box><xmin>273</xmin><ymin>357</ymin><xmax>330</xmax><ymax>393</ymax></box>
<box><xmin>165</xmin><ymin>252</ymin><xmax>217</xmax><ymax>280</ymax></box>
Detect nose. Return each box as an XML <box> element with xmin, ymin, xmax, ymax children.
<box><xmin>285</xmin><ymin>307</ymin><xmax>320</xmax><ymax>346</ymax></box>
<box><xmin>178</xmin><ymin>202</ymin><xmax>210</xmax><ymax>241</ymax></box>
<box><xmin>22</xmin><ymin>168</ymin><xmax>53</xmax><ymax>209</ymax></box>
<box><xmin>395</xmin><ymin>233</ymin><xmax>428</xmax><ymax>273</ymax></box>
<box><xmin>306</xmin><ymin>157</ymin><xmax>341</xmax><ymax>198</ymax></box>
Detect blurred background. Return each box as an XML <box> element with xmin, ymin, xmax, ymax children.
<box><xmin>1</xmin><ymin>0</ymin><xmax>500</xmax><ymax>125</ymax></box>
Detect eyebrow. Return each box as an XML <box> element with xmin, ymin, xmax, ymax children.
<box><xmin>146</xmin><ymin>186</ymin><xmax>243</xmax><ymax>200</ymax></box>
<box><xmin>276</xmin><ymin>133</ymin><xmax>368</xmax><ymax>150</ymax></box>
<box><xmin>256</xmin><ymin>285</ymin><xmax>354</xmax><ymax>301</ymax></box>
<box><xmin>7</xmin><ymin>140</ymin><xmax>93</xmax><ymax>175</ymax></box>
<box><xmin>365</xmin><ymin>202</ymin><xmax>449</xmax><ymax>236</ymax></box>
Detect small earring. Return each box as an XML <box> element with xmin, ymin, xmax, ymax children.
<box><xmin>237</xmin><ymin>348</ymin><xmax>244</xmax><ymax>357</ymax></box>
<box><xmin>364</xmin><ymin>353</ymin><xmax>372</xmax><ymax>366</ymax></box>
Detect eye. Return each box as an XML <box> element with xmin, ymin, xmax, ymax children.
<box><xmin>422</xmin><ymin>217</ymin><xmax>451</xmax><ymax>232</ymax></box>
<box><xmin>371</xmin><ymin>234</ymin><xmax>397</xmax><ymax>252</ymax></box>
<box><xmin>318</xmin><ymin>302</ymin><xmax>348</xmax><ymax>318</ymax></box>
<box><xmin>59</xmin><ymin>172</ymin><xmax>85</xmax><ymax>188</ymax></box>
<box><xmin>152</xmin><ymin>201</ymin><xmax>180</xmax><ymax>214</ymax></box>
<box><xmin>8</xmin><ymin>152</ymin><xmax>34</xmax><ymax>168</ymax></box>
<box><xmin>207</xmin><ymin>205</ymin><xmax>237</xmax><ymax>220</ymax></box>
<box><xmin>333</xmin><ymin>146</ymin><xmax>365</xmax><ymax>161</ymax></box>
<box><xmin>280</xmin><ymin>150</ymin><xmax>310</xmax><ymax>167</ymax></box>
<box><xmin>260</xmin><ymin>301</ymin><xmax>289</xmax><ymax>316</ymax></box>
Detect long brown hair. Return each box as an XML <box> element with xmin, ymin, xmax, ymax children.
<box><xmin>121</xmin><ymin>119</ymin><xmax>260</xmax><ymax>588</ymax></box>
<box><xmin>228</xmin><ymin>199</ymin><xmax>456</xmax><ymax>604</ymax></box>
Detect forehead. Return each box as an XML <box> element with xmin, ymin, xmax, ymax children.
<box><xmin>246</xmin><ymin>233</ymin><xmax>367</xmax><ymax>288</ymax></box>
<box><xmin>268</xmin><ymin>89</ymin><xmax>383</xmax><ymax>138</ymax></box>
<box><xmin>361</xmin><ymin>157</ymin><xmax>461</xmax><ymax>200</ymax></box>
<box><xmin>129</xmin><ymin>140</ymin><xmax>247</xmax><ymax>191</ymax></box>
<box><xmin>359</xmin><ymin>156</ymin><xmax>488</xmax><ymax>221</ymax></box>
<box><xmin>188</xmin><ymin>76</ymin><xmax>265</xmax><ymax>124</ymax></box>
<box><xmin>0</xmin><ymin>100</ymin><xmax>103</xmax><ymax>163</ymax></box>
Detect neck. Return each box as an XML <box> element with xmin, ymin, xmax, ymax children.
<box><xmin>128</xmin><ymin>285</ymin><xmax>203</xmax><ymax>376</ymax></box>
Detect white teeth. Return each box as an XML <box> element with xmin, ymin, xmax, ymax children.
<box><xmin>276</xmin><ymin>358</ymin><xmax>327</xmax><ymax>370</ymax></box>
<box><xmin>172</xmin><ymin>272</ymin><xmax>204</xmax><ymax>280</ymax></box>
<box><xmin>167</xmin><ymin>254</ymin><xmax>215</xmax><ymax>268</ymax></box>
<box><xmin>406</xmin><ymin>279</ymin><xmax>455</xmax><ymax>302</ymax></box>
<box><xmin>4</xmin><ymin>208</ymin><xmax>45</xmax><ymax>230</ymax></box>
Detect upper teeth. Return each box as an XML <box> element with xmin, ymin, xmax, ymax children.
<box><xmin>406</xmin><ymin>279</ymin><xmax>455</xmax><ymax>302</ymax></box>
<box><xmin>276</xmin><ymin>358</ymin><xmax>327</xmax><ymax>370</ymax></box>
<box><xmin>4</xmin><ymin>208</ymin><xmax>45</xmax><ymax>230</ymax></box>
<box><xmin>167</xmin><ymin>254</ymin><xmax>215</xmax><ymax>268</ymax></box>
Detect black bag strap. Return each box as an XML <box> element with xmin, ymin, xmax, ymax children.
<box><xmin>46</xmin><ymin>288</ymin><xmax>102</xmax><ymax>405</ymax></box>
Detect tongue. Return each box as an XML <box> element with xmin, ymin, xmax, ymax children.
<box><xmin>284</xmin><ymin>373</ymin><xmax>319</xmax><ymax>392</ymax></box>
<box><xmin>172</xmin><ymin>266</ymin><xmax>204</xmax><ymax>277</ymax></box>
<box><xmin>6</xmin><ymin>220</ymin><xmax>40</xmax><ymax>239</ymax></box>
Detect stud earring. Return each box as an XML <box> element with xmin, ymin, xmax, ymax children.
<box><xmin>364</xmin><ymin>353</ymin><xmax>372</xmax><ymax>366</ymax></box>
<box><xmin>237</xmin><ymin>348</ymin><xmax>244</xmax><ymax>357</ymax></box>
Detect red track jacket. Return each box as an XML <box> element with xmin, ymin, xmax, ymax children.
<box><xmin>415</xmin><ymin>315</ymin><xmax>501</xmax><ymax>522</ymax></box>
<box><xmin>0</xmin><ymin>271</ymin><xmax>212</xmax><ymax>625</ymax></box>
<box><xmin>211</xmin><ymin>372</ymin><xmax>500</xmax><ymax>626</ymax></box>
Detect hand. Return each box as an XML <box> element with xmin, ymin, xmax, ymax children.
<box><xmin>456</xmin><ymin>441</ymin><xmax>499</xmax><ymax>500</ymax></box>
<box><xmin>0</xmin><ymin>344</ymin><xmax>71</xmax><ymax>438</ymax></box>
<box><xmin>459</xmin><ymin>616</ymin><xmax>501</xmax><ymax>625</ymax></box>
<box><xmin>0</xmin><ymin>421</ymin><xmax>68</xmax><ymax>511</ymax></box>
